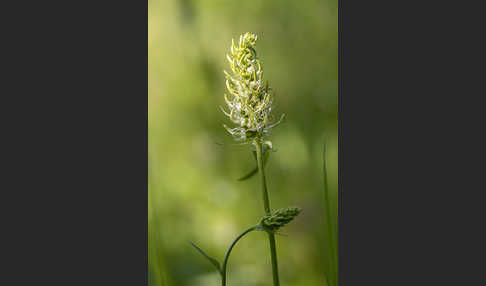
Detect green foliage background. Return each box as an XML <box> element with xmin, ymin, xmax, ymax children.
<box><xmin>149</xmin><ymin>1</ymin><xmax>338</xmax><ymax>285</ymax></box>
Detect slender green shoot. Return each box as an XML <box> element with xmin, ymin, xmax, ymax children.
<box><xmin>221</xmin><ymin>226</ymin><xmax>259</xmax><ymax>286</ymax></box>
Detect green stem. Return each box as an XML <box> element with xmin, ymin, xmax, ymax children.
<box><xmin>323</xmin><ymin>140</ymin><xmax>337</xmax><ymax>286</ymax></box>
<box><xmin>255</xmin><ymin>139</ymin><xmax>280</xmax><ymax>286</ymax></box>
<box><xmin>221</xmin><ymin>226</ymin><xmax>258</xmax><ymax>286</ymax></box>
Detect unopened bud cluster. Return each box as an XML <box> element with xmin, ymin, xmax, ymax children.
<box><xmin>221</xmin><ymin>32</ymin><xmax>283</xmax><ymax>143</ymax></box>
<box><xmin>260</xmin><ymin>207</ymin><xmax>302</xmax><ymax>233</ymax></box>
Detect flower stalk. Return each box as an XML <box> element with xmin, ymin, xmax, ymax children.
<box><xmin>255</xmin><ymin>138</ymin><xmax>280</xmax><ymax>286</ymax></box>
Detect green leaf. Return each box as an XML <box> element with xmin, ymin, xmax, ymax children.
<box><xmin>237</xmin><ymin>147</ymin><xmax>271</xmax><ymax>181</ymax></box>
<box><xmin>322</xmin><ymin>138</ymin><xmax>337</xmax><ymax>286</ymax></box>
<box><xmin>237</xmin><ymin>166</ymin><xmax>258</xmax><ymax>181</ymax></box>
<box><xmin>189</xmin><ymin>241</ymin><xmax>222</xmax><ymax>274</ymax></box>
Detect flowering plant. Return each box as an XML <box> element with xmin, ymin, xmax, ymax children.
<box><xmin>191</xmin><ymin>33</ymin><xmax>300</xmax><ymax>286</ymax></box>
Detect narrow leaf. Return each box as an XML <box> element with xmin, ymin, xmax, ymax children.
<box><xmin>322</xmin><ymin>138</ymin><xmax>337</xmax><ymax>286</ymax></box>
<box><xmin>189</xmin><ymin>241</ymin><xmax>222</xmax><ymax>274</ymax></box>
<box><xmin>238</xmin><ymin>167</ymin><xmax>258</xmax><ymax>181</ymax></box>
<box><xmin>237</xmin><ymin>148</ymin><xmax>270</xmax><ymax>181</ymax></box>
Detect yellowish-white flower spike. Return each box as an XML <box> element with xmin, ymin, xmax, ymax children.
<box><xmin>222</xmin><ymin>32</ymin><xmax>284</xmax><ymax>143</ymax></box>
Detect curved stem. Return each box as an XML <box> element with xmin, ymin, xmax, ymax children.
<box><xmin>221</xmin><ymin>226</ymin><xmax>258</xmax><ymax>286</ymax></box>
<box><xmin>255</xmin><ymin>139</ymin><xmax>280</xmax><ymax>286</ymax></box>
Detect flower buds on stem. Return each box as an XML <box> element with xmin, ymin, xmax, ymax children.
<box><xmin>259</xmin><ymin>207</ymin><xmax>302</xmax><ymax>233</ymax></box>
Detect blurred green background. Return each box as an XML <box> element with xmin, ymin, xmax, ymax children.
<box><xmin>149</xmin><ymin>0</ymin><xmax>338</xmax><ymax>285</ymax></box>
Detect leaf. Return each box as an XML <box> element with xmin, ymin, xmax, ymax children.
<box><xmin>237</xmin><ymin>147</ymin><xmax>271</xmax><ymax>181</ymax></box>
<box><xmin>322</xmin><ymin>138</ymin><xmax>338</xmax><ymax>286</ymax></box>
<box><xmin>237</xmin><ymin>166</ymin><xmax>258</xmax><ymax>181</ymax></box>
<box><xmin>189</xmin><ymin>241</ymin><xmax>222</xmax><ymax>274</ymax></box>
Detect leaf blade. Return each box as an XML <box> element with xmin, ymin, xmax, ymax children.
<box><xmin>237</xmin><ymin>148</ymin><xmax>271</xmax><ymax>181</ymax></box>
<box><xmin>189</xmin><ymin>241</ymin><xmax>222</xmax><ymax>274</ymax></box>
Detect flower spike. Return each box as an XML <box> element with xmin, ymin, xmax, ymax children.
<box><xmin>222</xmin><ymin>32</ymin><xmax>283</xmax><ymax>143</ymax></box>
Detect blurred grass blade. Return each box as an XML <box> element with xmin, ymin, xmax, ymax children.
<box><xmin>322</xmin><ymin>138</ymin><xmax>338</xmax><ymax>286</ymax></box>
<box><xmin>189</xmin><ymin>241</ymin><xmax>222</xmax><ymax>274</ymax></box>
<box><xmin>237</xmin><ymin>148</ymin><xmax>270</xmax><ymax>181</ymax></box>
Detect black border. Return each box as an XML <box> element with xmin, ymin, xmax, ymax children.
<box><xmin>3</xmin><ymin>1</ymin><xmax>148</xmax><ymax>284</ymax></box>
<box><xmin>338</xmin><ymin>0</ymin><xmax>484</xmax><ymax>285</ymax></box>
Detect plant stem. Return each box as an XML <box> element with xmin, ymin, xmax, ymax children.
<box><xmin>221</xmin><ymin>226</ymin><xmax>258</xmax><ymax>286</ymax></box>
<box><xmin>255</xmin><ymin>139</ymin><xmax>280</xmax><ymax>286</ymax></box>
<box><xmin>323</xmin><ymin>140</ymin><xmax>337</xmax><ymax>286</ymax></box>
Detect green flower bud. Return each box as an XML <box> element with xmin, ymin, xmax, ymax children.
<box><xmin>221</xmin><ymin>32</ymin><xmax>284</xmax><ymax>143</ymax></box>
<box><xmin>260</xmin><ymin>207</ymin><xmax>302</xmax><ymax>233</ymax></box>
